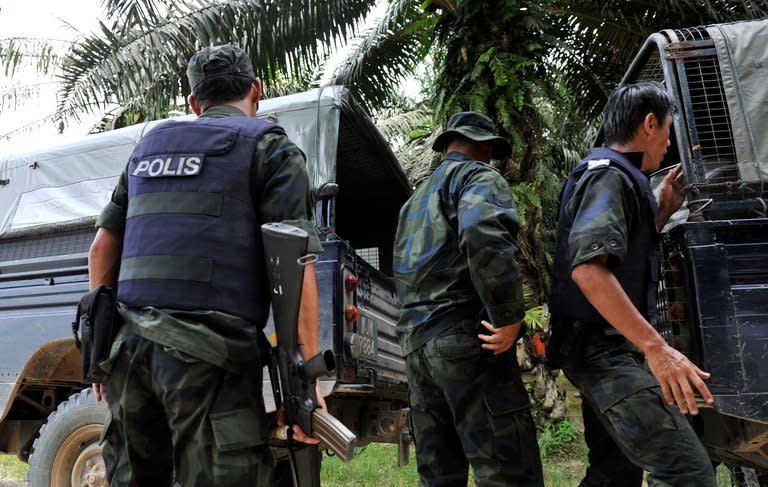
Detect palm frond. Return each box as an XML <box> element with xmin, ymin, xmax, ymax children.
<box><xmin>0</xmin><ymin>38</ymin><xmax>69</xmax><ymax>77</ymax></box>
<box><xmin>328</xmin><ymin>0</ymin><xmax>434</xmax><ymax>110</ymax></box>
<box><xmin>0</xmin><ymin>80</ymin><xmax>59</xmax><ymax>111</ymax></box>
<box><xmin>56</xmin><ymin>0</ymin><xmax>377</xmax><ymax>122</ymax></box>
<box><xmin>101</xmin><ymin>0</ymin><xmax>172</xmax><ymax>30</ymax></box>
<box><xmin>374</xmin><ymin>104</ymin><xmax>439</xmax><ymax>184</ymax></box>
<box><xmin>546</xmin><ymin>0</ymin><xmax>768</xmax><ymax>120</ymax></box>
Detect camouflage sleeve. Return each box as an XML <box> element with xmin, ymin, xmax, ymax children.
<box><xmin>567</xmin><ymin>166</ymin><xmax>637</xmax><ymax>268</ymax></box>
<box><xmin>256</xmin><ymin>132</ymin><xmax>323</xmax><ymax>254</ymax></box>
<box><xmin>456</xmin><ymin>163</ymin><xmax>525</xmax><ymax>327</ymax></box>
<box><xmin>95</xmin><ymin>168</ymin><xmax>129</xmax><ymax>236</ymax></box>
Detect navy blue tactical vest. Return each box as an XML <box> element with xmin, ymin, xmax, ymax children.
<box><xmin>117</xmin><ymin>116</ymin><xmax>283</xmax><ymax>324</ymax></box>
<box><xmin>549</xmin><ymin>147</ymin><xmax>660</xmax><ymax>330</ymax></box>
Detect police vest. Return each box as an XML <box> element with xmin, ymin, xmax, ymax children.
<box><xmin>117</xmin><ymin>115</ymin><xmax>283</xmax><ymax>324</ymax></box>
<box><xmin>549</xmin><ymin>147</ymin><xmax>660</xmax><ymax>330</ymax></box>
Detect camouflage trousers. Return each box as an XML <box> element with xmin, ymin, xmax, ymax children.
<box><xmin>101</xmin><ymin>332</ymin><xmax>277</xmax><ymax>486</ymax></box>
<box><xmin>564</xmin><ymin>338</ymin><xmax>716</xmax><ymax>487</ymax></box>
<box><xmin>580</xmin><ymin>399</ymin><xmax>643</xmax><ymax>487</ymax></box>
<box><xmin>405</xmin><ymin>326</ymin><xmax>544</xmax><ymax>487</ymax></box>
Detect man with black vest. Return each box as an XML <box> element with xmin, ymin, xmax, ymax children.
<box><xmin>548</xmin><ymin>81</ymin><xmax>716</xmax><ymax>486</ymax></box>
<box><xmin>87</xmin><ymin>45</ymin><xmax>324</xmax><ymax>486</ymax></box>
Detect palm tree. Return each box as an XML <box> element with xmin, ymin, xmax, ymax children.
<box><xmin>5</xmin><ymin>0</ymin><xmax>767</xmax><ymax>292</ymax></box>
<box><xmin>6</xmin><ymin>0</ymin><xmax>768</xmax><ymax>135</ymax></box>
<box><xmin>548</xmin><ymin>0</ymin><xmax>768</xmax><ymax>120</ymax></box>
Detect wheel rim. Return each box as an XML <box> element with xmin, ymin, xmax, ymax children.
<box><xmin>50</xmin><ymin>424</ymin><xmax>106</xmax><ymax>487</ymax></box>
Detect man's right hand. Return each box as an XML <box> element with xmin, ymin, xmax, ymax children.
<box><xmin>478</xmin><ymin>320</ymin><xmax>522</xmax><ymax>355</ymax></box>
<box><xmin>644</xmin><ymin>342</ymin><xmax>713</xmax><ymax>415</ymax></box>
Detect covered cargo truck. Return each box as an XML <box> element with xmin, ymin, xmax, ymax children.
<box><xmin>0</xmin><ymin>86</ymin><xmax>412</xmax><ymax>485</ymax></box>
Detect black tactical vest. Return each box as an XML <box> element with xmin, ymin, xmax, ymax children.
<box><xmin>117</xmin><ymin>115</ymin><xmax>282</xmax><ymax>324</ymax></box>
<box><xmin>549</xmin><ymin>147</ymin><xmax>660</xmax><ymax>330</ymax></box>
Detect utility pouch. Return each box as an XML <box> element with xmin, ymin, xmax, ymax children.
<box><xmin>545</xmin><ymin>316</ymin><xmax>587</xmax><ymax>369</ymax></box>
<box><xmin>72</xmin><ymin>285</ymin><xmax>123</xmax><ymax>383</ymax></box>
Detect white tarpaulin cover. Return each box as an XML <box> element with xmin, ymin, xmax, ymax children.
<box><xmin>0</xmin><ymin>86</ymin><xmax>344</xmax><ymax>238</ymax></box>
<box><xmin>707</xmin><ymin>20</ymin><xmax>768</xmax><ymax>185</ymax></box>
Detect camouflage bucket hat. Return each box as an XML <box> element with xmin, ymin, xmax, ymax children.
<box><xmin>187</xmin><ymin>44</ymin><xmax>255</xmax><ymax>90</ymax></box>
<box><xmin>432</xmin><ymin>111</ymin><xmax>512</xmax><ymax>159</ymax></box>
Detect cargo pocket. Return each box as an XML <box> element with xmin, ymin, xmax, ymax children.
<box><xmin>601</xmin><ymin>386</ymin><xmax>678</xmax><ymax>455</ymax></box>
<box><xmin>435</xmin><ymin>333</ymin><xmax>484</xmax><ymax>381</ymax></box>
<box><xmin>210</xmin><ymin>408</ymin><xmax>269</xmax><ymax>451</ymax></box>
<box><xmin>482</xmin><ymin>385</ymin><xmax>537</xmax><ymax>466</ymax></box>
<box><xmin>210</xmin><ymin>408</ymin><xmax>271</xmax><ymax>484</ymax></box>
<box><xmin>435</xmin><ymin>333</ymin><xmax>483</xmax><ymax>361</ymax></box>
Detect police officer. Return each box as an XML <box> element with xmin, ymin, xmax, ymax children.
<box><xmin>548</xmin><ymin>81</ymin><xmax>716</xmax><ymax>486</ymax></box>
<box><xmin>393</xmin><ymin>112</ymin><xmax>544</xmax><ymax>486</ymax></box>
<box><xmin>87</xmin><ymin>45</ymin><xmax>324</xmax><ymax>486</ymax></box>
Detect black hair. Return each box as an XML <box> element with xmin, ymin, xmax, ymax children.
<box><xmin>602</xmin><ymin>81</ymin><xmax>676</xmax><ymax>145</ymax></box>
<box><xmin>191</xmin><ymin>75</ymin><xmax>253</xmax><ymax>106</ymax></box>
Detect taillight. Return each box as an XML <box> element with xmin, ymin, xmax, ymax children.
<box><xmin>345</xmin><ymin>274</ymin><xmax>358</xmax><ymax>292</ymax></box>
<box><xmin>345</xmin><ymin>304</ymin><xmax>360</xmax><ymax>323</ymax></box>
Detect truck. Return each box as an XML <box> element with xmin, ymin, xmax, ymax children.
<box><xmin>0</xmin><ymin>86</ymin><xmax>412</xmax><ymax>486</ymax></box>
<box><xmin>615</xmin><ymin>18</ymin><xmax>768</xmax><ymax>480</ymax></box>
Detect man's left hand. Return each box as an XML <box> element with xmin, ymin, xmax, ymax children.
<box><xmin>275</xmin><ymin>382</ymin><xmax>326</xmax><ymax>445</ymax></box>
<box><xmin>478</xmin><ymin>320</ymin><xmax>522</xmax><ymax>355</ymax></box>
<box><xmin>657</xmin><ymin>164</ymin><xmax>687</xmax><ymax>228</ymax></box>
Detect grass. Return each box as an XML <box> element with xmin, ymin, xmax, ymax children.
<box><xmin>0</xmin><ymin>441</ymin><xmax>742</xmax><ymax>486</ymax></box>
<box><xmin>0</xmin><ymin>454</ymin><xmax>27</xmax><ymax>481</ymax></box>
<box><xmin>0</xmin><ymin>380</ymin><xmax>747</xmax><ymax>487</ymax></box>
<box><xmin>321</xmin><ymin>441</ymin><xmax>585</xmax><ymax>487</ymax></box>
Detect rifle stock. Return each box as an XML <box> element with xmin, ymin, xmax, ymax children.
<box><xmin>261</xmin><ymin>223</ymin><xmax>357</xmax><ymax>483</ymax></box>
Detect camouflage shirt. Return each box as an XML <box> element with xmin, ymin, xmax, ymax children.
<box><xmin>96</xmin><ymin>105</ymin><xmax>322</xmax><ymax>371</ymax></box>
<box><xmin>393</xmin><ymin>152</ymin><xmax>525</xmax><ymax>355</ymax></box>
<box><xmin>564</xmin><ymin>162</ymin><xmax>638</xmax><ymax>269</ymax></box>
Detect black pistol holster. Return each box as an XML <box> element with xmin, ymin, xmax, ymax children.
<box><xmin>72</xmin><ymin>285</ymin><xmax>123</xmax><ymax>383</ymax></box>
<box><xmin>545</xmin><ymin>316</ymin><xmax>587</xmax><ymax>370</ymax></box>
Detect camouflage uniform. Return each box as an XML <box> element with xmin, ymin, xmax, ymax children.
<box><xmin>96</xmin><ymin>103</ymin><xmax>322</xmax><ymax>486</ymax></box>
<box><xmin>394</xmin><ymin>113</ymin><xmax>543</xmax><ymax>487</ymax></box>
<box><xmin>554</xmin><ymin>156</ymin><xmax>715</xmax><ymax>487</ymax></box>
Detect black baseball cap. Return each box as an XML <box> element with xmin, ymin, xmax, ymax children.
<box><xmin>186</xmin><ymin>44</ymin><xmax>256</xmax><ymax>89</ymax></box>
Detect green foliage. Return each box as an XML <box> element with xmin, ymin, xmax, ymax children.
<box><xmin>523</xmin><ymin>305</ymin><xmax>547</xmax><ymax>331</ymax></box>
<box><xmin>537</xmin><ymin>419</ymin><xmax>582</xmax><ymax>458</ymax></box>
<box><xmin>432</xmin><ymin>0</ymin><xmax>554</xmax><ymax>179</ymax></box>
<box><xmin>507</xmin><ymin>161</ymin><xmax>563</xmax><ymax>302</ymax></box>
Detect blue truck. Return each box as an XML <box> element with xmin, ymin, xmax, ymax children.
<box><xmin>0</xmin><ymin>86</ymin><xmax>411</xmax><ymax>486</ymax></box>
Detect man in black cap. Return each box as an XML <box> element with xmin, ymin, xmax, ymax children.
<box><xmin>88</xmin><ymin>44</ymin><xmax>323</xmax><ymax>486</ymax></box>
<box><xmin>393</xmin><ymin>111</ymin><xmax>544</xmax><ymax>486</ymax></box>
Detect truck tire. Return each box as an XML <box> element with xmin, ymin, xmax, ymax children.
<box><xmin>27</xmin><ymin>388</ymin><xmax>109</xmax><ymax>487</ymax></box>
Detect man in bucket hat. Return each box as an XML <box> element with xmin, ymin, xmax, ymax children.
<box><xmin>393</xmin><ymin>111</ymin><xmax>544</xmax><ymax>486</ymax></box>
<box><xmin>89</xmin><ymin>44</ymin><xmax>323</xmax><ymax>486</ymax></box>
